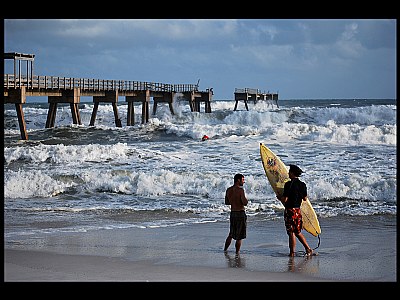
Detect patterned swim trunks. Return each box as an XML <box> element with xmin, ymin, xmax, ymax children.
<box><xmin>284</xmin><ymin>208</ymin><xmax>303</xmax><ymax>234</ymax></box>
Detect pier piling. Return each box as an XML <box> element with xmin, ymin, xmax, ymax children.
<box><xmin>46</xmin><ymin>88</ymin><xmax>82</xmax><ymax>128</ymax></box>
<box><xmin>234</xmin><ymin>88</ymin><xmax>278</xmax><ymax>110</ymax></box>
<box><xmin>126</xmin><ymin>89</ymin><xmax>150</xmax><ymax>125</ymax></box>
<box><xmin>91</xmin><ymin>90</ymin><xmax>122</xmax><ymax>127</ymax></box>
<box><xmin>4</xmin><ymin>87</ymin><xmax>29</xmax><ymax>140</ymax></box>
<box><xmin>153</xmin><ymin>92</ymin><xmax>175</xmax><ymax>115</ymax></box>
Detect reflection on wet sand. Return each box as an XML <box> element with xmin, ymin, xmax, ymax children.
<box><xmin>287</xmin><ymin>255</ymin><xmax>319</xmax><ymax>275</ymax></box>
<box><xmin>224</xmin><ymin>252</ymin><xmax>246</xmax><ymax>268</ymax></box>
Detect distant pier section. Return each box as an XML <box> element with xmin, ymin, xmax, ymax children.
<box><xmin>234</xmin><ymin>88</ymin><xmax>278</xmax><ymax>111</ymax></box>
<box><xmin>4</xmin><ymin>52</ymin><xmax>213</xmax><ymax>140</ymax></box>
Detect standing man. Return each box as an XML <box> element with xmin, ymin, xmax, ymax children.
<box><xmin>224</xmin><ymin>173</ymin><xmax>248</xmax><ymax>254</ymax></box>
<box><xmin>277</xmin><ymin>165</ymin><xmax>313</xmax><ymax>257</ymax></box>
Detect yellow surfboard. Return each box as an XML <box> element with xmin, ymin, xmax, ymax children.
<box><xmin>260</xmin><ymin>143</ymin><xmax>321</xmax><ymax>237</ymax></box>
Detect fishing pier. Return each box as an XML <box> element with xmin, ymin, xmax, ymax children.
<box><xmin>234</xmin><ymin>88</ymin><xmax>278</xmax><ymax>110</ymax></box>
<box><xmin>4</xmin><ymin>52</ymin><xmax>213</xmax><ymax>140</ymax></box>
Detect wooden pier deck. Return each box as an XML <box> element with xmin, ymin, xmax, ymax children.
<box><xmin>4</xmin><ymin>52</ymin><xmax>279</xmax><ymax>141</ymax></box>
<box><xmin>4</xmin><ymin>74</ymin><xmax>213</xmax><ymax>140</ymax></box>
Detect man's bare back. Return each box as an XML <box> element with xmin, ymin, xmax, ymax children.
<box><xmin>225</xmin><ymin>185</ymin><xmax>248</xmax><ymax>211</ymax></box>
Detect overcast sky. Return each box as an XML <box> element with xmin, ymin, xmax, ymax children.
<box><xmin>4</xmin><ymin>19</ymin><xmax>396</xmax><ymax>100</ymax></box>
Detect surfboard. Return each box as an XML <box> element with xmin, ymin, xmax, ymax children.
<box><xmin>259</xmin><ymin>143</ymin><xmax>321</xmax><ymax>237</ymax></box>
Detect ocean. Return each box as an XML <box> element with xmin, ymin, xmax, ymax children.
<box><xmin>3</xmin><ymin>98</ymin><xmax>397</xmax><ymax>243</ymax></box>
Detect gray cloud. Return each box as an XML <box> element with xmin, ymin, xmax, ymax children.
<box><xmin>4</xmin><ymin>19</ymin><xmax>396</xmax><ymax>99</ymax></box>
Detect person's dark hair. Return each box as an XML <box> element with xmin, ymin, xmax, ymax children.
<box><xmin>234</xmin><ymin>173</ymin><xmax>244</xmax><ymax>182</ymax></box>
<box><xmin>289</xmin><ymin>165</ymin><xmax>303</xmax><ymax>177</ymax></box>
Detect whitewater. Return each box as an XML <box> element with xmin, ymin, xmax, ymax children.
<box><xmin>3</xmin><ymin>98</ymin><xmax>396</xmax><ymax>238</ymax></box>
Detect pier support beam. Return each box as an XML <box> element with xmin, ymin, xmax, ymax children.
<box><xmin>272</xmin><ymin>94</ymin><xmax>279</xmax><ymax>108</ymax></box>
<box><xmin>46</xmin><ymin>88</ymin><xmax>81</xmax><ymax>128</ymax></box>
<box><xmin>126</xmin><ymin>90</ymin><xmax>150</xmax><ymax>125</ymax></box>
<box><xmin>15</xmin><ymin>103</ymin><xmax>28</xmax><ymax>140</ymax></box>
<box><xmin>91</xmin><ymin>90</ymin><xmax>122</xmax><ymax>127</ymax></box>
<box><xmin>153</xmin><ymin>92</ymin><xmax>175</xmax><ymax>115</ymax></box>
<box><xmin>180</xmin><ymin>91</ymin><xmax>196</xmax><ymax>112</ymax></box>
<box><xmin>4</xmin><ymin>87</ymin><xmax>28</xmax><ymax>140</ymax></box>
<box><xmin>234</xmin><ymin>92</ymin><xmax>250</xmax><ymax>111</ymax></box>
<box><xmin>234</xmin><ymin>88</ymin><xmax>279</xmax><ymax>110</ymax></box>
<box><xmin>197</xmin><ymin>88</ymin><xmax>213</xmax><ymax>113</ymax></box>
<box><xmin>180</xmin><ymin>89</ymin><xmax>213</xmax><ymax>113</ymax></box>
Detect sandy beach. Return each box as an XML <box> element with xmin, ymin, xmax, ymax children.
<box><xmin>5</xmin><ymin>248</ymin><xmax>321</xmax><ymax>282</ymax></box>
<box><xmin>4</xmin><ymin>214</ymin><xmax>396</xmax><ymax>284</ymax></box>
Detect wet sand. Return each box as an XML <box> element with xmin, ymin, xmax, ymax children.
<box><xmin>4</xmin><ymin>215</ymin><xmax>396</xmax><ymax>282</ymax></box>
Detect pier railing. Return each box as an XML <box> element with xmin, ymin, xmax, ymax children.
<box><xmin>235</xmin><ymin>87</ymin><xmax>267</xmax><ymax>94</ymax></box>
<box><xmin>4</xmin><ymin>74</ymin><xmax>199</xmax><ymax>93</ymax></box>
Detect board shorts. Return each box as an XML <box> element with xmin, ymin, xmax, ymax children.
<box><xmin>229</xmin><ymin>210</ymin><xmax>247</xmax><ymax>240</ymax></box>
<box><xmin>284</xmin><ymin>208</ymin><xmax>303</xmax><ymax>235</ymax></box>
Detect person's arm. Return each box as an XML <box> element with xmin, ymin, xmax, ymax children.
<box><xmin>302</xmin><ymin>182</ymin><xmax>308</xmax><ymax>202</ymax></box>
<box><xmin>241</xmin><ymin>189</ymin><xmax>248</xmax><ymax>206</ymax></box>
<box><xmin>225</xmin><ymin>188</ymin><xmax>231</xmax><ymax>205</ymax></box>
<box><xmin>278</xmin><ymin>182</ymin><xmax>288</xmax><ymax>205</ymax></box>
<box><xmin>278</xmin><ymin>195</ymin><xmax>288</xmax><ymax>205</ymax></box>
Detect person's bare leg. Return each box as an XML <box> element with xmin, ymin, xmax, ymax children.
<box><xmin>296</xmin><ymin>232</ymin><xmax>312</xmax><ymax>255</ymax></box>
<box><xmin>288</xmin><ymin>232</ymin><xmax>296</xmax><ymax>256</ymax></box>
<box><xmin>235</xmin><ymin>239</ymin><xmax>242</xmax><ymax>254</ymax></box>
<box><xmin>224</xmin><ymin>236</ymin><xmax>232</xmax><ymax>251</ymax></box>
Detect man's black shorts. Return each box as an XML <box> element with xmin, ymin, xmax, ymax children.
<box><xmin>229</xmin><ymin>210</ymin><xmax>247</xmax><ymax>240</ymax></box>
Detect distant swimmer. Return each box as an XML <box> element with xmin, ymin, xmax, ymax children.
<box><xmin>201</xmin><ymin>135</ymin><xmax>209</xmax><ymax>141</ymax></box>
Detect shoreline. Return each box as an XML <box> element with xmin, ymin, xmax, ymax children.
<box><xmin>4</xmin><ymin>215</ymin><xmax>396</xmax><ymax>282</ymax></box>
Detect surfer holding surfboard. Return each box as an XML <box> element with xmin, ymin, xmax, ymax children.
<box><xmin>277</xmin><ymin>165</ymin><xmax>314</xmax><ymax>257</ymax></box>
<box><xmin>260</xmin><ymin>143</ymin><xmax>321</xmax><ymax>256</ymax></box>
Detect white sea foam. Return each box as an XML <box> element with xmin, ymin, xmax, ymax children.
<box><xmin>4</xmin><ymin>169</ymin><xmax>74</xmax><ymax>198</ymax></box>
<box><xmin>4</xmin><ymin>142</ymin><xmax>131</xmax><ymax>164</ymax></box>
<box><xmin>4</xmin><ymin>99</ymin><xmax>396</xmax><ymax>236</ymax></box>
